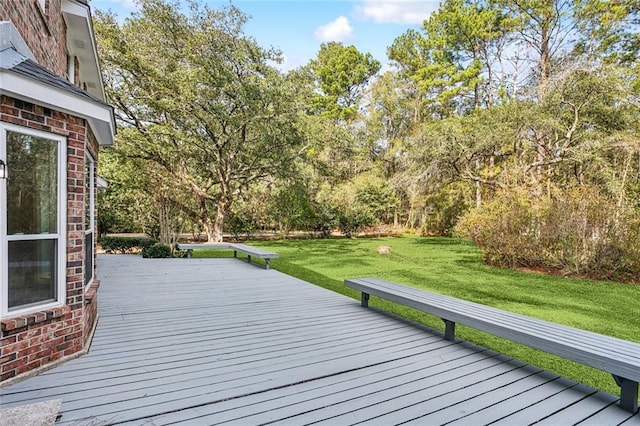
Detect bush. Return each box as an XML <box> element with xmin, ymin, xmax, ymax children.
<box><xmin>456</xmin><ymin>185</ymin><xmax>640</xmax><ymax>282</ymax></box>
<box><xmin>337</xmin><ymin>208</ymin><xmax>375</xmax><ymax>238</ymax></box>
<box><xmin>141</xmin><ymin>243</ymin><xmax>172</xmax><ymax>258</ymax></box>
<box><xmin>226</xmin><ymin>212</ymin><xmax>256</xmax><ymax>241</ymax></box>
<box><xmin>307</xmin><ymin>203</ymin><xmax>337</xmax><ymax>238</ymax></box>
<box><xmin>100</xmin><ymin>236</ymin><xmax>156</xmax><ymax>254</ymax></box>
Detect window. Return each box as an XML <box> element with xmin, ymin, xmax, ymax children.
<box><xmin>1</xmin><ymin>123</ymin><xmax>66</xmax><ymax>316</ymax></box>
<box><xmin>85</xmin><ymin>154</ymin><xmax>95</xmax><ymax>287</ymax></box>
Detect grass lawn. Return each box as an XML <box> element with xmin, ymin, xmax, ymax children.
<box><xmin>191</xmin><ymin>235</ymin><xmax>640</xmax><ymax>399</ymax></box>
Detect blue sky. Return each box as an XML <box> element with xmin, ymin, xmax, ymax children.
<box><xmin>90</xmin><ymin>0</ymin><xmax>440</xmax><ymax>70</ymax></box>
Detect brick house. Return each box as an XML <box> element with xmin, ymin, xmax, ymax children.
<box><xmin>0</xmin><ymin>0</ymin><xmax>115</xmax><ymax>383</ymax></box>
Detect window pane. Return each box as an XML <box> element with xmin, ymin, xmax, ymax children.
<box><xmin>7</xmin><ymin>132</ymin><xmax>58</xmax><ymax>235</ymax></box>
<box><xmin>8</xmin><ymin>239</ymin><xmax>57</xmax><ymax>309</ymax></box>
<box><xmin>85</xmin><ymin>231</ymin><xmax>93</xmax><ymax>286</ymax></box>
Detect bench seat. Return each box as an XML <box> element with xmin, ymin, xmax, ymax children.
<box><xmin>177</xmin><ymin>243</ymin><xmax>278</xmax><ymax>269</ymax></box>
<box><xmin>345</xmin><ymin>276</ymin><xmax>640</xmax><ymax>413</ymax></box>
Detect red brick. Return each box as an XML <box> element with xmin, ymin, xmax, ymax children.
<box><xmin>1</xmin><ymin>370</ymin><xmax>16</xmax><ymax>381</ymax></box>
<box><xmin>28</xmin><ymin>335</ymin><xmax>48</xmax><ymax>347</ymax></box>
<box><xmin>28</xmin><ymin>348</ymin><xmax>55</xmax><ymax>363</ymax></box>
<box><xmin>0</xmin><ymin>336</ymin><xmax>17</xmax><ymax>347</ymax></box>
<box><xmin>18</xmin><ymin>344</ymin><xmax>43</xmax><ymax>358</ymax></box>
<box><xmin>2</xmin><ymin>357</ymin><xmax>27</xmax><ymax>372</ymax></box>
<box><xmin>0</xmin><ymin>353</ymin><xmax>17</xmax><ymax>365</ymax></box>
<box><xmin>23</xmin><ymin>328</ymin><xmax>42</xmax><ymax>340</ymax></box>
<box><xmin>63</xmin><ymin>345</ymin><xmax>82</xmax><ymax>356</ymax></box>
<box><xmin>2</xmin><ymin>340</ymin><xmax>29</xmax><ymax>355</ymax></box>
<box><xmin>20</xmin><ymin>358</ymin><xmax>43</xmax><ymax>374</ymax></box>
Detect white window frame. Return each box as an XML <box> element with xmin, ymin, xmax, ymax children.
<box><xmin>67</xmin><ymin>55</ymin><xmax>76</xmax><ymax>85</ymax></box>
<box><xmin>85</xmin><ymin>152</ymin><xmax>95</xmax><ymax>289</ymax></box>
<box><xmin>0</xmin><ymin>122</ymin><xmax>67</xmax><ymax>318</ymax></box>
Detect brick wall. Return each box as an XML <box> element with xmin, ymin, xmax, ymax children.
<box><xmin>0</xmin><ymin>0</ymin><xmax>68</xmax><ymax>77</ymax></box>
<box><xmin>0</xmin><ymin>95</ymin><xmax>99</xmax><ymax>382</ymax></box>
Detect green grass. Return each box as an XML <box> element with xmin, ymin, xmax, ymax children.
<box><xmin>192</xmin><ymin>235</ymin><xmax>640</xmax><ymax>398</ymax></box>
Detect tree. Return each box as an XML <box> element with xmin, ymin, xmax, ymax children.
<box><xmin>495</xmin><ymin>0</ymin><xmax>576</xmax><ymax>95</ymax></box>
<box><xmin>574</xmin><ymin>0</ymin><xmax>640</xmax><ymax>63</ymax></box>
<box><xmin>388</xmin><ymin>0</ymin><xmax>513</xmax><ymax>117</ymax></box>
<box><xmin>308</xmin><ymin>42</ymin><xmax>381</xmax><ymax>122</ymax></box>
<box><xmin>95</xmin><ymin>0</ymin><xmax>305</xmax><ymax>242</ymax></box>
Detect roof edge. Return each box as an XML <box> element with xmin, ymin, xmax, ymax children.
<box><xmin>1</xmin><ymin>70</ymin><xmax>115</xmax><ymax>146</ymax></box>
<box><xmin>0</xmin><ymin>22</ymin><xmax>36</xmax><ymax>62</ymax></box>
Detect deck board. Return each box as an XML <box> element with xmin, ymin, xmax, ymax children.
<box><xmin>1</xmin><ymin>254</ymin><xmax>639</xmax><ymax>425</ymax></box>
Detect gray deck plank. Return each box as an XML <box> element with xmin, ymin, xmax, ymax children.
<box><xmin>579</xmin><ymin>404</ymin><xmax>640</xmax><ymax>426</ymax></box>
<box><xmin>8</xmin><ymin>317</ymin><xmax>419</xmax><ymax>391</ymax></box>
<box><xmin>489</xmin><ymin>381</ymin><xmax>599</xmax><ymax>425</ymax></box>
<box><xmin>439</xmin><ymin>373</ymin><xmax>570</xmax><ymax>425</ymax></box>
<box><xmin>143</xmin><ymin>347</ymin><xmax>493</xmax><ymax>425</ymax></box>
<box><xmin>535</xmin><ymin>393</ymin><xmax>622</xmax><ymax>425</ymax></box>
<box><xmin>54</xmin><ymin>336</ymin><xmax>450</xmax><ymax>423</ymax></box>
<box><xmin>294</xmin><ymin>362</ymin><xmax>539</xmax><ymax>425</ymax></box>
<box><xmin>163</xmin><ymin>348</ymin><xmax>502</xmax><ymax>425</ymax></box>
<box><xmin>0</xmin><ymin>255</ymin><xmax>638</xmax><ymax>425</ymax></box>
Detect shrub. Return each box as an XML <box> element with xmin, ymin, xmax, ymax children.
<box><xmin>226</xmin><ymin>212</ymin><xmax>257</xmax><ymax>241</ymax></box>
<box><xmin>100</xmin><ymin>236</ymin><xmax>156</xmax><ymax>254</ymax></box>
<box><xmin>141</xmin><ymin>243</ymin><xmax>172</xmax><ymax>258</ymax></box>
<box><xmin>456</xmin><ymin>185</ymin><xmax>640</xmax><ymax>282</ymax></box>
<box><xmin>308</xmin><ymin>203</ymin><xmax>337</xmax><ymax>238</ymax></box>
<box><xmin>337</xmin><ymin>208</ymin><xmax>375</xmax><ymax>238</ymax></box>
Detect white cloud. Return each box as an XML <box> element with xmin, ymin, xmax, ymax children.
<box><xmin>91</xmin><ymin>0</ymin><xmax>138</xmax><ymax>11</ymax></box>
<box><xmin>354</xmin><ymin>0</ymin><xmax>438</xmax><ymax>25</ymax></box>
<box><xmin>314</xmin><ymin>16</ymin><xmax>353</xmax><ymax>42</ymax></box>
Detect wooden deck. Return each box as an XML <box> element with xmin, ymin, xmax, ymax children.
<box><xmin>1</xmin><ymin>254</ymin><xmax>639</xmax><ymax>425</ymax></box>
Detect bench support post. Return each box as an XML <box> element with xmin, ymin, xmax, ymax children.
<box><xmin>443</xmin><ymin>319</ymin><xmax>456</xmax><ymax>341</ymax></box>
<box><xmin>186</xmin><ymin>249</ymin><xmax>192</xmax><ymax>259</ymax></box>
<box><xmin>361</xmin><ymin>292</ymin><xmax>370</xmax><ymax>308</ymax></box>
<box><xmin>233</xmin><ymin>250</ymin><xmax>238</xmax><ymax>258</ymax></box>
<box><xmin>613</xmin><ymin>375</ymin><xmax>639</xmax><ymax>413</ymax></box>
<box><xmin>266</xmin><ymin>259</ymin><xmax>271</xmax><ymax>270</ymax></box>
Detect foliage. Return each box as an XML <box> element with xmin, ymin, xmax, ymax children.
<box><xmin>309</xmin><ymin>42</ymin><xmax>381</xmax><ymax>121</ymax></box>
<box><xmin>422</xmin><ymin>183</ymin><xmax>469</xmax><ymax>236</ymax></box>
<box><xmin>100</xmin><ymin>236</ymin><xmax>156</xmax><ymax>254</ymax></box>
<box><xmin>456</xmin><ymin>186</ymin><xmax>640</xmax><ymax>281</ymax></box>
<box><xmin>336</xmin><ymin>208</ymin><xmax>375</xmax><ymax>238</ymax></box>
<box><xmin>225</xmin><ymin>210</ymin><xmax>257</xmax><ymax>241</ymax></box>
<box><xmin>317</xmin><ymin>174</ymin><xmax>397</xmax><ymax>237</ymax></box>
<box><xmin>95</xmin><ymin>0</ymin><xmax>305</xmax><ymax>242</ymax></box>
<box><xmin>141</xmin><ymin>243</ymin><xmax>172</xmax><ymax>258</ymax></box>
<box><xmin>96</xmin><ymin>0</ymin><xmax>640</xmax><ymax>277</ymax></box>
<box><xmin>304</xmin><ymin>202</ymin><xmax>338</xmax><ymax>238</ymax></box>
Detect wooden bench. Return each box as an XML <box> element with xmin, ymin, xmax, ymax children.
<box><xmin>345</xmin><ymin>276</ymin><xmax>640</xmax><ymax>413</ymax></box>
<box><xmin>177</xmin><ymin>243</ymin><xmax>279</xmax><ymax>269</ymax></box>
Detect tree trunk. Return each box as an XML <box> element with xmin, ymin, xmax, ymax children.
<box><xmin>210</xmin><ymin>199</ymin><xmax>230</xmax><ymax>243</ymax></box>
<box><xmin>203</xmin><ymin>216</ymin><xmax>217</xmax><ymax>243</ymax></box>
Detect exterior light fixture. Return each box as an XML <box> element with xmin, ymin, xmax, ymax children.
<box><xmin>0</xmin><ymin>159</ymin><xmax>6</xmax><ymax>180</ymax></box>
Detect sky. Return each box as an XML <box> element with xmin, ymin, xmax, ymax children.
<box><xmin>89</xmin><ymin>0</ymin><xmax>440</xmax><ymax>71</ymax></box>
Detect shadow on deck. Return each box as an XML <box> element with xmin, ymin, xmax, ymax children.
<box><xmin>1</xmin><ymin>255</ymin><xmax>639</xmax><ymax>425</ymax></box>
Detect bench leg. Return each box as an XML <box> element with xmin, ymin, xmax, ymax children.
<box><xmin>266</xmin><ymin>259</ymin><xmax>270</xmax><ymax>270</ymax></box>
<box><xmin>443</xmin><ymin>319</ymin><xmax>456</xmax><ymax>341</ymax></box>
<box><xmin>361</xmin><ymin>292</ymin><xmax>370</xmax><ymax>308</ymax></box>
<box><xmin>247</xmin><ymin>255</ymin><xmax>252</xmax><ymax>265</ymax></box>
<box><xmin>234</xmin><ymin>250</ymin><xmax>237</xmax><ymax>258</ymax></box>
<box><xmin>614</xmin><ymin>375</ymin><xmax>639</xmax><ymax>413</ymax></box>
<box><xmin>186</xmin><ymin>249</ymin><xmax>192</xmax><ymax>258</ymax></box>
